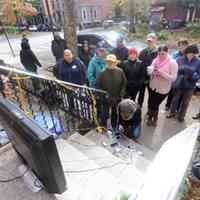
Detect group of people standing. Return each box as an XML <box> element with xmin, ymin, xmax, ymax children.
<box><xmin>19</xmin><ymin>32</ymin><xmax>200</xmax><ymax>140</ymax></box>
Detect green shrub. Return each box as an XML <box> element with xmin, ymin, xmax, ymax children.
<box><xmin>136</xmin><ymin>22</ymin><xmax>149</xmax><ymax>35</ymax></box>
<box><xmin>186</xmin><ymin>23</ymin><xmax>200</xmax><ymax>36</ymax></box>
<box><xmin>157</xmin><ymin>31</ymin><xmax>170</xmax><ymax>41</ymax></box>
<box><xmin>5</xmin><ymin>26</ymin><xmax>19</xmax><ymax>34</ymax></box>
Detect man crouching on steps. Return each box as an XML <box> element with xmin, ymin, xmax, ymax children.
<box><xmin>118</xmin><ymin>99</ymin><xmax>142</xmax><ymax>139</ymax></box>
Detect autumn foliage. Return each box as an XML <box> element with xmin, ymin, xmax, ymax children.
<box><xmin>0</xmin><ymin>0</ymin><xmax>37</xmax><ymax>24</ymax></box>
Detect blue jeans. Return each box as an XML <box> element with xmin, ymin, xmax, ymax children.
<box><xmin>132</xmin><ymin>124</ymin><xmax>141</xmax><ymax>139</ymax></box>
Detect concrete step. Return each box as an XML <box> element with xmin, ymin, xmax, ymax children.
<box><xmin>55</xmin><ymin>131</ymin><xmax>151</xmax><ymax>200</ymax></box>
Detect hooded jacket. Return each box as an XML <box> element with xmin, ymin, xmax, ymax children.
<box><xmin>87</xmin><ymin>55</ymin><xmax>106</xmax><ymax>88</ymax></box>
<box><xmin>51</xmin><ymin>35</ymin><xmax>66</xmax><ymax>61</ymax></box>
<box><xmin>20</xmin><ymin>42</ymin><xmax>41</xmax><ymax>72</ymax></box>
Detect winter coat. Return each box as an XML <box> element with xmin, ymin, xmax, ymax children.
<box><xmin>51</xmin><ymin>36</ymin><xmax>66</xmax><ymax>61</ymax></box>
<box><xmin>20</xmin><ymin>42</ymin><xmax>41</xmax><ymax>73</ymax></box>
<box><xmin>112</xmin><ymin>46</ymin><xmax>128</xmax><ymax>62</ymax></box>
<box><xmin>96</xmin><ymin>67</ymin><xmax>127</xmax><ymax>102</ymax></box>
<box><xmin>121</xmin><ymin>59</ymin><xmax>146</xmax><ymax>88</ymax></box>
<box><xmin>55</xmin><ymin>58</ymin><xmax>86</xmax><ymax>85</ymax></box>
<box><xmin>174</xmin><ymin>56</ymin><xmax>200</xmax><ymax>90</ymax></box>
<box><xmin>119</xmin><ymin>108</ymin><xmax>141</xmax><ymax>127</ymax></box>
<box><xmin>172</xmin><ymin>50</ymin><xmax>184</xmax><ymax>61</ymax></box>
<box><xmin>79</xmin><ymin>49</ymin><xmax>93</xmax><ymax>68</ymax></box>
<box><xmin>87</xmin><ymin>55</ymin><xmax>106</xmax><ymax>88</ymax></box>
<box><xmin>148</xmin><ymin>58</ymin><xmax>178</xmax><ymax>94</ymax></box>
<box><xmin>139</xmin><ymin>47</ymin><xmax>158</xmax><ymax>67</ymax></box>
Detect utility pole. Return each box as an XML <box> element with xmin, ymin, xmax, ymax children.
<box><xmin>0</xmin><ymin>20</ymin><xmax>15</xmax><ymax>57</ymax></box>
<box><xmin>63</xmin><ymin>0</ymin><xmax>77</xmax><ymax>56</ymax></box>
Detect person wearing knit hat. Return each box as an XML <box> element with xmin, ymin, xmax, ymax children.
<box><xmin>120</xmin><ymin>47</ymin><xmax>146</xmax><ymax>107</ymax></box>
<box><xmin>118</xmin><ymin>98</ymin><xmax>142</xmax><ymax>139</ymax></box>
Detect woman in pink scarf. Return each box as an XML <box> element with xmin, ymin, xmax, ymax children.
<box><xmin>146</xmin><ymin>45</ymin><xmax>178</xmax><ymax>126</ymax></box>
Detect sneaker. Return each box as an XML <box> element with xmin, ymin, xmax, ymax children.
<box><xmin>166</xmin><ymin>113</ymin><xmax>176</xmax><ymax>118</ymax></box>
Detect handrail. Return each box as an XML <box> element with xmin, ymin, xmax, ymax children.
<box><xmin>0</xmin><ymin>65</ymin><xmax>107</xmax><ymax>94</ymax></box>
<box><xmin>0</xmin><ymin>65</ymin><xmax>109</xmax><ymax>137</ymax></box>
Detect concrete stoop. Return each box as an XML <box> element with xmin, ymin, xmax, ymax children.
<box><xmin>0</xmin><ymin>131</ymin><xmax>155</xmax><ymax>200</ymax></box>
<box><xmin>55</xmin><ymin>131</ymin><xmax>154</xmax><ymax>200</ymax></box>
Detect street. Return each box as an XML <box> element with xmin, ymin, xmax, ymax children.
<box><xmin>0</xmin><ymin>32</ymin><xmax>55</xmax><ymax>74</ymax></box>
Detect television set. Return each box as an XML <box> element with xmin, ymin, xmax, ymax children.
<box><xmin>0</xmin><ymin>97</ymin><xmax>66</xmax><ymax>194</ymax></box>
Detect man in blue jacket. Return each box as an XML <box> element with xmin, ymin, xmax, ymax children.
<box><xmin>55</xmin><ymin>49</ymin><xmax>86</xmax><ymax>85</ymax></box>
<box><xmin>167</xmin><ymin>45</ymin><xmax>200</xmax><ymax>122</ymax></box>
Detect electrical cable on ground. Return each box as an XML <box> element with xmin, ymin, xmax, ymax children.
<box><xmin>0</xmin><ymin>167</ymin><xmax>29</xmax><ymax>183</ymax></box>
<box><xmin>64</xmin><ymin>161</ymin><xmax>130</xmax><ymax>174</ymax></box>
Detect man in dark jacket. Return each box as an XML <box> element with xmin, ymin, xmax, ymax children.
<box><xmin>21</xmin><ymin>33</ymin><xmax>29</xmax><ymax>47</ymax></box>
<box><xmin>118</xmin><ymin>99</ymin><xmax>141</xmax><ymax>139</ymax></box>
<box><xmin>51</xmin><ymin>34</ymin><xmax>67</xmax><ymax>62</ymax></box>
<box><xmin>120</xmin><ymin>48</ymin><xmax>146</xmax><ymax>107</ymax></box>
<box><xmin>55</xmin><ymin>49</ymin><xmax>86</xmax><ymax>85</ymax></box>
<box><xmin>96</xmin><ymin>54</ymin><xmax>127</xmax><ymax>130</ymax></box>
<box><xmin>79</xmin><ymin>41</ymin><xmax>93</xmax><ymax>68</ymax></box>
<box><xmin>20</xmin><ymin>42</ymin><xmax>41</xmax><ymax>73</ymax></box>
<box><xmin>112</xmin><ymin>38</ymin><xmax>128</xmax><ymax>63</ymax></box>
<box><xmin>20</xmin><ymin>42</ymin><xmax>42</xmax><ymax>90</ymax></box>
<box><xmin>138</xmin><ymin>33</ymin><xmax>158</xmax><ymax>107</ymax></box>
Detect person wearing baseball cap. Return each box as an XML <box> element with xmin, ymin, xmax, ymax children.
<box><xmin>138</xmin><ymin>32</ymin><xmax>158</xmax><ymax>107</ymax></box>
<box><xmin>120</xmin><ymin>48</ymin><xmax>146</xmax><ymax>107</ymax></box>
<box><xmin>96</xmin><ymin>54</ymin><xmax>127</xmax><ymax>130</ymax></box>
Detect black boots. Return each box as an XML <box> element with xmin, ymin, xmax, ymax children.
<box><xmin>146</xmin><ymin>110</ymin><xmax>158</xmax><ymax>127</ymax></box>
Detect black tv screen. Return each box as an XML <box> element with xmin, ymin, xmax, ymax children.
<box><xmin>0</xmin><ymin>97</ymin><xmax>66</xmax><ymax>194</ymax></box>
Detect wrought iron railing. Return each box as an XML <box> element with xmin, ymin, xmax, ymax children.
<box><xmin>0</xmin><ymin>65</ymin><xmax>108</xmax><ymax>138</ymax></box>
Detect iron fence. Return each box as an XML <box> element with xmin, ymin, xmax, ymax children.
<box><xmin>0</xmin><ymin>65</ymin><xmax>108</xmax><ymax>138</ymax></box>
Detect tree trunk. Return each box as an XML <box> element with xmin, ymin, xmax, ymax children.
<box><xmin>186</xmin><ymin>8</ymin><xmax>191</xmax><ymax>22</ymax></box>
<box><xmin>192</xmin><ymin>7</ymin><xmax>196</xmax><ymax>22</ymax></box>
<box><xmin>129</xmin><ymin>0</ymin><xmax>136</xmax><ymax>33</ymax></box>
<box><xmin>63</xmin><ymin>0</ymin><xmax>78</xmax><ymax>56</ymax></box>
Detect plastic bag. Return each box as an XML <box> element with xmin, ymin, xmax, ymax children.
<box><xmin>34</xmin><ymin>113</ymin><xmax>64</xmax><ymax>137</ymax></box>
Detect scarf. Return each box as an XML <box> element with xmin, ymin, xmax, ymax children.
<box><xmin>152</xmin><ymin>55</ymin><xmax>171</xmax><ymax>70</ymax></box>
<box><xmin>151</xmin><ymin>55</ymin><xmax>171</xmax><ymax>79</ymax></box>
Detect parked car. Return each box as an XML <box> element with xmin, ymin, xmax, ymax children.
<box><xmin>77</xmin><ymin>30</ymin><xmax>128</xmax><ymax>52</ymax></box>
<box><xmin>168</xmin><ymin>19</ymin><xmax>185</xmax><ymax>30</ymax></box>
<box><xmin>102</xmin><ymin>20</ymin><xmax>114</xmax><ymax>28</ymax></box>
<box><xmin>37</xmin><ymin>24</ymin><xmax>48</xmax><ymax>32</ymax></box>
<box><xmin>28</xmin><ymin>25</ymin><xmax>38</xmax><ymax>32</ymax></box>
<box><xmin>18</xmin><ymin>25</ymin><xmax>28</xmax><ymax>32</ymax></box>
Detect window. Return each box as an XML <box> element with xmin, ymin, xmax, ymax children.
<box><xmin>83</xmin><ymin>10</ymin><xmax>86</xmax><ymax>19</ymax></box>
<box><xmin>94</xmin><ymin>9</ymin><xmax>97</xmax><ymax>18</ymax></box>
<box><xmin>90</xmin><ymin>8</ymin><xmax>93</xmax><ymax>18</ymax></box>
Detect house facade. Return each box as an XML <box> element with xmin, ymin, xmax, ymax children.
<box><xmin>41</xmin><ymin>0</ymin><xmax>110</xmax><ymax>27</ymax></box>
<box><xmin>150</xmin><ymin>0</ymin><xmax>200</xmax><ymax>26</ymax></box>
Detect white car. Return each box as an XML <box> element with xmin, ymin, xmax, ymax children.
<box><xmin>102</xmin><ymin>20</ymin><xmax>114</xmax><ymax>28</ymax></box>
<box><xmin>28</xmin><ymin>25</ymin><xmax>38</xmax><ymax>32</ymax></box>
